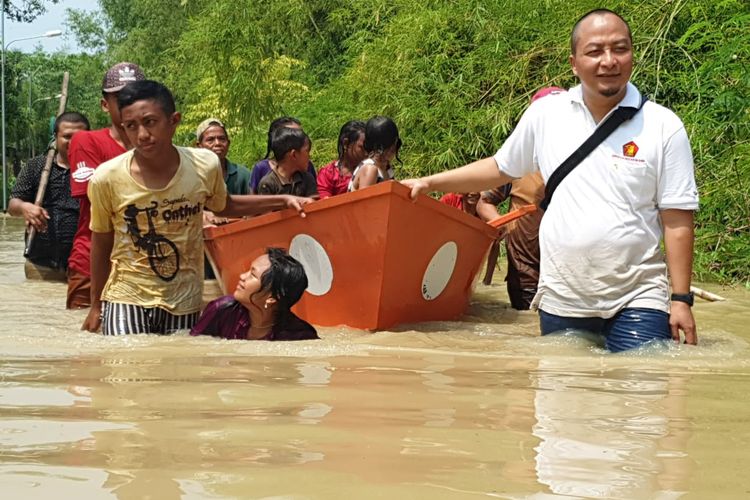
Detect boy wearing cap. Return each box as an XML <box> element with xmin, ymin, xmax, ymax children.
<box><xmin>67</xmin><ymin>62</ymin><xmax>146</xmax><ymax>309</ymax></box>
<box><xmin>82</xmin><ymin>80</ymin><xmax>311</xmax><ymax>335</ymax></box>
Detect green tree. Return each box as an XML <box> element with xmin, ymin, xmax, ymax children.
<box><xmin>63</xmin><ymin>0</ymin><xmax>750</xmax><ymax>283</ymax></box>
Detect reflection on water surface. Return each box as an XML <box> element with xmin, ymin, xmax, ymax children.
<box><xmin>1</xmin><ymin>215</ymin><xmax>749</xmax><ymax>499</ymax></box>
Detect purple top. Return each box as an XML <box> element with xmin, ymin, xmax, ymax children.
<box><xmin>249</xmin><ymin>159</ymin><xmax>317</xmax><ymax>193</ymax></box>
<box><xmin>190</xmin><ymin>296</ymin><xmax>318</xmax><ymax>341</ymax></box>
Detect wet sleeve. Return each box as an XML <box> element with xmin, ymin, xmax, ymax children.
<box><xmin>493</xmin><ymin>105</ymin><xmax>540</xmax><ymax>179</ymax></box>
<box><xmin>204</xmin><ymin>155</ymin><xmax>228</xmax><ymax>213</ymax></box>
<box><xmin>69</xmin><ymin>133</ymin><xmax>101</xmax><ymax>199</ymax></box>
<box><xmin>237</xmin><ymin>166</ymin><xmax>252</xmax><ymax>195</ymax></box>
<box><xmin>307</xmin><ymin>160</ymin><xmax>317</xmax><ymax>180</ymax></box>
<box><xmin>305</xmin><ymin>173</ymin><xmax>319</xmax><ymax>197</ymax></box>
<box><xmin>249</xmin><ymin>162</ymin><xmax>266</xmax><ymax>193</ymax></box>
<box><xmin>316</xmin><ymin>168</ymin><xmax>333</xmax><ymax>199</ymax></box>
<box><xmin>10</xmin><ymin>157</ymin><xmax>42</xmax><ymax>201</ymax></box>
<box><xmin>439</xmin><ymin>193</ymin><xmax>462</xmax><ymax>209</ymax></box>
<box><xmin>482</xmin><ymin>184</ymin><xmax>512</xmax><ymax>205</ymax></box>
<box><xmin>657</xmin><ymin>126</ymin><xmax>699</xmax><ymax>210</ymax></box>
<box><xmin>257</xmin><ymin>173</ymin><xmax>276</xmax><ymax>195</ymax></box>
<box><xmin>87</xmin><ymin>172</ymin><xmax>114</xmax><ymax>233</ymax></box>
<box><xmin>274</xmin><ymin>314</ymin><xmax>319</xmax><ymax>341</ymax></box>
<box><xmin>190</xmin><ymin>301</ymin><xmax>219</xmax><ymax>336</ymax></box>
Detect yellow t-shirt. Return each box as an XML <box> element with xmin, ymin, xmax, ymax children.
<box><xmin>88</xmin><ymin>147</ymin><xmax>228</xmax><ymax>314</ymax></box>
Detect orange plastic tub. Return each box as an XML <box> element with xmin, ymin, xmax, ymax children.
<box><xmin>204</xmin><ymin>181</ymin><xmax>513</xmax><ymax>330</ymax></box>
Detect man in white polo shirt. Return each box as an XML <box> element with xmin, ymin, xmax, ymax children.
<box><xmin>403</xmin><ymin>9</ymin><xmax>699</xmax><ymax>352</ymax></box>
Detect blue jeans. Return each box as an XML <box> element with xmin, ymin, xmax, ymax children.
<box><xmin>539</xmin><ymin>308</ymin><xmax>670</xmax><ymax>353</ymax></box>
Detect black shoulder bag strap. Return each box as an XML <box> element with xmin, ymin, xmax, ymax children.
<box><xmin>539</xmin><ymin>94</ymin><xmax>648</xmax><ymax>211</ymax></box>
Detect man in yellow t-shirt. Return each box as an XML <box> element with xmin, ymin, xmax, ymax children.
<box><xmin>83</xmin><ymin>80</ymin><xmax>312</xmax><ymax>335</ymax></box>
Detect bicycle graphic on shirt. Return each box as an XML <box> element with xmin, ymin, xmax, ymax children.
<box><xmin>124</xmin><ymin>201</ymin><xmax>180</xmax><ymax>281</ymax></box>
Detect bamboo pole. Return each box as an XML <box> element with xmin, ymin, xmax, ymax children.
<box><xmin>691</xmin><ymin>285</ymin><xmax>727</xmax><ymax>302</ymax></box>
<box><xmin>24</xmin><ymin>71</ymin><xmax>69</xmax><ymax>257</ymax></box>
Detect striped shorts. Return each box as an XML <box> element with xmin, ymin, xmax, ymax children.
<box><xmin>101</xmin><ymin>302</ymin><xmax>199</xmax><ymax>336</ymax></box>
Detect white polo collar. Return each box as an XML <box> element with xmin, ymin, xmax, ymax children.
<box><xmin>568</xmin><ymin>82</ymin><xmax>642</xmax><ymax>110</ymax></box>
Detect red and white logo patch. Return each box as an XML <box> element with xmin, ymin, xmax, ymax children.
<box><xmin>622</xmin><ymin>141</ymin><xmax>639</xmax><ymax>158</ymax></box>
<box><xmin>72</xmin><ymin>162</ymin><xmax>95</xmax><ymax>182</ymax></box>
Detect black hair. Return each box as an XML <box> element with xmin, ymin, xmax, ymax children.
<box><xmin>337</xmin><ymin>120</ymin><xmax>366</xmax><ymax>161</ymax></box>
<box><xmin>270</xmin><ymin>126</ymin><xmax>310</xmax><ymax>162</ymax></box>
<box><xmin>364</xmin><ymin>115</ymin><xmax>402</xmax><ymax>163</ymax></box>
<box><xmin>570</xmin><ymin>9</ymin><xmax>632</xmax><ymax>54</ymax></box>
<box><xmin>116</xmin><ymin>80</ymin><xmax>176</xmax><ymax>116</ymax></box>
<box><xmin>259</xmin><ymin>247</ymin><xmax>308</xmax><ymax>317</ymax></box>
<box><xmin>54</xmin><ymin>111</ymin><xmax>90</xmax><ymax>134</ymax></box>
<box><xmin>264</xmin><ymin>116</ymin><xmax>302</xmax><ymax>158</ymax></box>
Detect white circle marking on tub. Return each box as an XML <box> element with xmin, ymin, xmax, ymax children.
<box><xmin>289</xmin><ymin>234</ymin><xmax>333</xmax><ymax>296</ymax></box>
<box><xmin>421</xmin><ymin>241</ymin><xmax>458</xmax><ymax>300</ymax></box>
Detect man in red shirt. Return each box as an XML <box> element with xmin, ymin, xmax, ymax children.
<box><xmin>67</xmin><ymin>62</ymin><xmax>146</xmax><ymax>309</ymax></box>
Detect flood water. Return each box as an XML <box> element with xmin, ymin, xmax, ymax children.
<box><xmin>1</xmin><ymin>214</ymin><xmax>749</xmax><ymax>499</ymax></box>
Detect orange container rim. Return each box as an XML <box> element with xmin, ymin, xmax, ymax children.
<box><xmin>204</xmin><ymin>181</ymin><xmax>501</xmax><ymax>241</ymax></box>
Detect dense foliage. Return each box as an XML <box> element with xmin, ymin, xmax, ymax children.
<box><xmin>5</xmin><ymin>0</ymin><xmax>749</xmax><ymax>284</ymax></box>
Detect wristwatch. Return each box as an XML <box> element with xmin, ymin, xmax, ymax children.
<box><xmin>670</xmin><ymin>292</ymin><xmax>694</xmax><ymax>307</ymax></box>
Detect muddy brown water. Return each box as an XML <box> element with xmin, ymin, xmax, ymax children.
<box><xmin>1</xmin><ymin>215</ymin><xmax>749</xmax><ymax>499</ymax></box>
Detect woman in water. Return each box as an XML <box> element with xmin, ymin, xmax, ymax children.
<box><xmin>191</xmin><ymin>248</ymin><xmax>318</xmax><ymax>341</ymax></box>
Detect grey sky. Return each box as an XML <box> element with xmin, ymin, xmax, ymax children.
<box><xmin>3</xmin><ymin>0</ymin><xmax>100</xmax><ymax>53</ymax></box>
